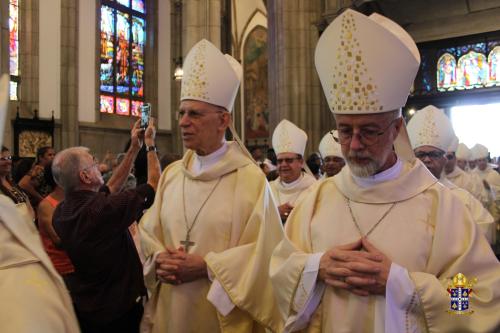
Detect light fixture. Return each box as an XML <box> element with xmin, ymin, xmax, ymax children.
<box><xmin>408</xmin><ymin>108</ymin><xmax>416</xmax><ymax>116</ymax></box>
<box><xmin>174</xmin><ymin>57</ymin><xmax>183</xmax><ymax>81</ymax></box>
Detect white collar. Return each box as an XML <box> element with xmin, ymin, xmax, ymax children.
<box><xmin>280</xmin><ymin>173</ymin><xmax>304</xmax><ymax>189</ymax></box>
<box><xmin>352</xmin><ymin>157</ymin><xmax>403</xmax><ymax>188</ymax></box>
<box><xmin>191</xmin><ymin>141</ymin><xmax>228</xmax><ymax>174</ymax></box>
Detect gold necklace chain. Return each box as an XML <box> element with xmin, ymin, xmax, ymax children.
<box><xmin>181</xmin><ymin>175</ymin><xmax>222</xmax><ymax>251</ymax></box>
<box><xmin>344</xmin><ymin>197</ymin><xmax>396</xmax><ymax>237</ymax></box>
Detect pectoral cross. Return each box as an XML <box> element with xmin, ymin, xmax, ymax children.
<box><xmin>180</xmin><ymin>233</ymin><xmax>195</xmax><ymax>252</ymax></box>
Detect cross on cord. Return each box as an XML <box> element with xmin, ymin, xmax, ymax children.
<box><xmin>180</xmin><ymin>234</ymin><xmax>195</xmax><ymax>252</ymax></box>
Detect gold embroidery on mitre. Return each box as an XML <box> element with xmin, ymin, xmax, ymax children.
<box><xmin>417</xmin><ymin>111</ymin><xmax>440</xmax><ymax>146</ymax></box>
<box><xmin>277</xmin><ymin>126</ymin><xmax>293</xmax><ymax>153</ymax></box>
<box><xmin>181</xmin><ymin>42</ymin><xmax>209</xmax><ymax>101</ymax></box>
<box><xmin>329</xmin><ymin>12</ymin><xmax>382</xmax><ymax>113</ymax></box>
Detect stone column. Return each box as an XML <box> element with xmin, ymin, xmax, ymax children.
<box><xmin>169</xmin><ymin>0</ymin><xmax>222</xmax><ymax>154</ymax></box>
<box><xmin>267</xmin><ymin>0</ymin><xmax>333</xmax><ymax>155</ymax></box>
<box><xmin>182</xmin><ymin>0</ymin><xmax>221</xmax><ymax>53</ymax></box>
<box><xmin>19</xmin><ymin>0</ymin><xmax>39</xmax><ymax>117</ymax></box>
<box><xmin>60</xmin><ymin>0</ymin><xmax>78</xmax><ymax>147</ymax></box>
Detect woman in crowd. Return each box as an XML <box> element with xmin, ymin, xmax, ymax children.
<box><xmin>0</xmin><ymin>146</ymin><xmax>35</xmax><ymax>224</ymax></box>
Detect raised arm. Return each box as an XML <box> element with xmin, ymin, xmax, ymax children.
<box><xmin>106</xmin><ymin>119</ymin><xmax>142</xmax><ymax>193</ymax></box>
<box><xmin>144</xmin><ymin>117</ymin><xmax>161</xmax><ymax>191</ymax></box>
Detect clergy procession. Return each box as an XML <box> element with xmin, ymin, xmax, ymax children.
<box><xmin>2</xmin><ymin>7</ymin><xmax>500</xmax><ymax>333</ymax></box>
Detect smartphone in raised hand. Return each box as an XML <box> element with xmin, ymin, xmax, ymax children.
<box><xmin>140</xmin><ymin>103</ymin><xmax>151</xmax><ymax>129</ymax></box>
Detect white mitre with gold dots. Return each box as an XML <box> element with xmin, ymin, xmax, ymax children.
<box><xmin>181</xmin><ymin>39</ymin><xmax>242</xmax><ymax>112</ymax></box>
<box><xmin>315</xmin><ymin>9</ymin><xmax>420</xmax><ymax>115</ymax></box>
<box><xmin>0</xmin><ymin>74</ymin><xmax>9</xmax><ymax>147</ymax></box>
<box><xmin>456</xmin><ymin>143</ymin><xmax>471</xmax><ymax>160</ymax></box>
<box><xmin>272</xmin><ymin>119</ymin><xmax>308</xmax><ymax>156</ymax></box>
<box><xmin>407</xmin><ymin>105</ymin><xmax>455</xmax><ymax>152</ymax></box>
<box><xmin>314</xmin><ymin>9</ymin><xmax>420</xmax><ymax>161</ymax></box>
<box><xmin>471</xmin><ymin>143</ymin><xmax>489</xmax><ymax>160</ymax></box>
<box><xmin>319</xmin><ymin>130</ymin><xmax>343</xmax><ymax>159</ymax></box>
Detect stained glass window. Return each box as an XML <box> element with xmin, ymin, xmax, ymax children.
<box><xmin>9</xmin><ymin>0</ymin><xmax>20</xmax><ymax>100</ymax></box>
<box><xmin>435</xmin><ymin>42</ymin><xmax>500</xmax><ymax>92</ymax></box>
<box><xmin>437</xmin><ymin>53</ymin><xmax>456</xmax><ymax>92</ymax></box>
<box><xmin>100</xmin><ymin>0</ymin><xmax>146</xmax><ymax>115</ymax></box>
<box><xmin>456</xmin><ymin>51</ymin><xmax>488</xmax><ymax>89</ymax></box>
<box><xmin>487</xmin><ymin>46</ymin><xmax>500</xmax><ymax>86</ymax></box>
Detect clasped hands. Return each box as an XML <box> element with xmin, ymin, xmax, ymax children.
<box><xmin>318</xmin><ymin>237</ymin><xmax>391</xmax><ymax>296</ymax></box>
<box><xmin>155</xmin><ymin>247</ymin><xmax>207</xmax><ymax>285</ymax></box>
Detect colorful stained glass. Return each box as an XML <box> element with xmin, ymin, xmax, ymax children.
<box><xmin>488</xmin><ymin>46</ymin><xmax>500</xmax><ymax>86</ymax></box>
<box><xmin>100</xmin><ymin>95</ymin><xmax>114</xmax><ymax>113</ymax></box>
<box><xmin>437</xmin><ymin>53</ymin><xmax>457</xmax><ymax>92</ymax></box>
<box><xmin>116</xmin><ymin>98</ymin><xmax>130</xmax><ymax>115</ymax></box>
<box><xmin>131</xmin><ymin>100</ymin><xmax>143</xmax><ymax>116</ymax></box>
<box><xmin>100</xmin><ymin>6</ymin><xmax>115</xmax><ymax>93</ymax></box>
<box><xmin>117</xmin><ymin>0</ymin><xmax>130</xmax><ymax>7</ymax></box>
<box><xmin>132</xmin><ymin>0</ymin><xmax>145</xmax><ymax>13</ymax></box>
<box><xmin>9</xmin><ymin>0</ymin><xmax>19</xmax><ymax>77</ymax></box>
<box><xmin>456</xmin><ymin>51</ymin><xmax>488</xmax><ymax>89</ymax></box>
<box><xmin>100</xmin><ymin>2</ymin><xmax>146</xmax><ymax>116</ymax></box>
<box><xmin>116</xmin><ymin>11</ymin><xmax>130</xmax><ymax>94</ymax></box>
<box><xmin>131</xmin><ymin>17</ymin><xmax>145</xmax><ymax>97</ymax></box>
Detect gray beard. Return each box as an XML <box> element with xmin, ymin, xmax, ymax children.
<box><xmin>347</xmin><ymin>160</ymin><xmax>380</xmax><ymax>177</ymax></box>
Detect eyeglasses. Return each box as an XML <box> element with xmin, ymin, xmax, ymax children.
<box><xmin>176</xmin><ymin>110</ymin><xmax>223</xmax><ymax>121</ymax></box>
<box><xmin>332</xmin><ymin>118</ymin><xmax>398</xmax><ymax>146</ymax></box>
<box><xmin>277</xmin><ymin>157</ymin><xmax>301</xmax><ymax>165</ymax></box>
<box><xmin>415</xmin><ymin>151</ymin><xmax>445</xmax><ymax>160</ymax></box>
<box><xmin>445</xmin><ymin>152</ymin><xmax>455</xmax><ymax>160</ymax></box>
<box><xmin>0</xmin><ymin>155</ymin><xmax>12</xmax><ymax>161</ymax></box>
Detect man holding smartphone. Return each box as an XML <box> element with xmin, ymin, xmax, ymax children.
<box><xmin>52</xmin><ymin>119</ymin><xmax>161</xmax><ymax>333</ymax></box>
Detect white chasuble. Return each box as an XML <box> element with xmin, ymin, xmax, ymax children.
<box><xmin>446</xmin><ymin>167</ymin><xmax>490</xmax><ymax>207</ymax></box>
<box><xmin>139</xmin><ymin>142</ymin><xmax>284</xmax><ymax>333</ymax></box>
<box><xmin>270</xmin><ymin>173</ymin><xmax>317</xmax><ymax>207</ymax></box>
<box><xmin>270</xmin><ymin>159</ymin><xmax>500</xmax><ymax>333</ymax></box>
<box><xmin>0</xmin><ymin>196</ymin><xmax>80</xmax><ymax>333</ymax></box>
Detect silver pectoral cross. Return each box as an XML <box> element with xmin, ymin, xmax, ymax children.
<box><xmin>180</xmin><ymin>233</ymin><xmax>195</xmax><ymax>252</ymax></box>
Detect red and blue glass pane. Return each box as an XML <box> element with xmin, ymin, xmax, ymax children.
<box><xmin>100</xmin><ymin>6</ymin><xmax>115</xmax><ymax>93</ymax></box>
<box><xmin>132</xmin><ymin>0</ymin><xmax>145</xmax><ymax>13</ymax></box>
<box><xmin>116</xmin><ymin>98</ymin><xmax>130</xmax><ymax>115</ymax></box>
<box><xmin>131</xmin><ymin>17</ymin><xmax>145</xmax><ymax>97</ymax></box>
<box><xmin>437</xmin><ymin>53</ymin><xmax>456</xmax><ymax>92</ymax></box>
<box><xmin>116</xmin><ymin>11</ymin><xmax>130</xmax><ymax>95</ymax></box>
<box><xmin>131</xmin><ymin>100</ymin><xmax>143</xmax><ymax>116</ymax></box>
<box><xmin>456</xmin><ymin>51</ymin><xmax>488</xmax><ymax>89</ymax></box>
<box><xmin>9</xmin><ymin>0</ymin><xmax>19</xmax><ymax>77</ymax></box>
<box><xmin>488</xmin><ymin>46</ymin><xmax>500</xmax><ymax>85</ymax></box>
<box><xmin>100</xmin><ymin>2</ymin><xmax>145</xmax><ymax>115</ymax></box>
<box><xmin>100</xmin><ymin>95</ymin><xmax>114</xmax><ymax>113</ymax></box>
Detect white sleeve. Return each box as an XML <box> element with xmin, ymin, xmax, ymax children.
<box><xmin>385</xmin><ymin>262</ymin><xmax>421</xmax><ymax>333</ymax></box>
<box><xmin>207</xmin><ymin>279</ymin><xmax>235</xmax><ymax>316</ymax></box>
<box><xmin>284</xmin><ymin>252</ymin><xmax>325</xmax><ymax>333</ymax></box>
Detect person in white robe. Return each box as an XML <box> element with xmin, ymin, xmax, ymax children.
<box><xmin>139</xmin><ymin>39</ymin><xmax>284</xmax><ymax>333</ymax></box>
<box><xmin>456</xmin><ymin>142</ymin><xmax>471</xmax><ymax>171</ymax></box>
<box><xmin>270</xmin><ymin>119</ymin><xmax>316</xmax><ymax>221</ymax></box>
<box><xmin>270</xmin><ymin>9</ymin><xmax>500</xmax><ymax>333</ymax></box>
<box><xmin>318</xmin><ymin>130</ymin><xmax>345</xmax><ymax>178</ymax></box>
<box><xmin>445</xmin><ymin>137</ymin><xmax>490</xmax><ymax>207</ymax></box>
<box><xmin>407</xmin><ymin>105</ymin><xmax>495</xmax><ymax>243</ymax></box>
<box><xmin>0</xmin><ymin>74</ymin><xmax>80</xmax><ymax>333</ymax></box>
<box><xmin>471</xmin><ymin>143</ymin><xmax>500</xmax><ymax>196</ymax></box>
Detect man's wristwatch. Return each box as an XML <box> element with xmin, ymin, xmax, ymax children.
<box><xmin>146</xmin><ymin>145</ymin><xmax>157</xmax><ymax>152</ymax></box>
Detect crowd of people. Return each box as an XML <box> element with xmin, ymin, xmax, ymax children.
<box><xmin>1</xmin><ymin>8</ymin><xmax>500</xmax><ymax>333</ymax></box>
